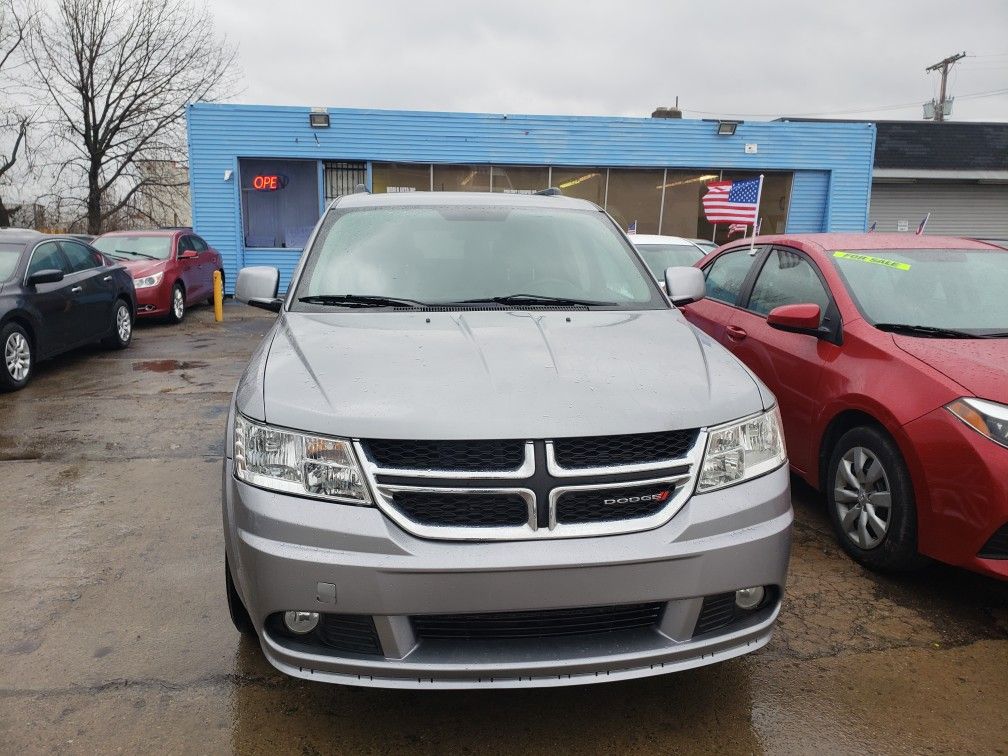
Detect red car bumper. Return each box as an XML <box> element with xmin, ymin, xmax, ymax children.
<box><xmin>134</xmin><ymin>281</ymin><xmax>172</xmax><ymax>318</ymax></box>
<box><xmin>904</xmin><ymin>407</ymin><xmax>1008</xmax><ymax>579</ymax></box>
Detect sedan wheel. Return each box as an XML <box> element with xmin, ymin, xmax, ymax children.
<box><xmin>834</xmin><ymin>446</ymin><xmax>891</xmax><ymax>549</ymax></box>
<box><xmin>1</xmin><ymin>324</ymin><xmax>32</xmax><ymax>391</ymax></box>
<box><xmin>169</xmin><ymin>284</ymin><xmax>185</xmax><ymax>324</ymax></box>
<box><xmin>103</xmin><ymin>300</ymin><xmax>134</xmax><ymax>349</ymax></box>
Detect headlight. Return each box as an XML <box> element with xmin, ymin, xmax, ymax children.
<box><xmin>697</xmin><ymin>406</ymin><xmax>787</xmax><ymax>493</ymax></box>
<box><xmin>133</xmin><ymin>271</ymin><xmax>164</xmax><ymax>289</ymax></box>
<box><xmin>947</xmin><ymin>398</ymin><xmax>1008</xmax><ymax>450</ymax></box>
<box><xmin>233</xmin><ymin>414</ymin><xmax>372</xmax><ymax>504</ymax></box>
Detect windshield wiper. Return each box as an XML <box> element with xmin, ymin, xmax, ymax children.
<box><xmin>297</xmin><ymin>294</ymin><xmax>429</xmax><ymax>309</ymax></box>
<box><xmin>452</xmin><ymin>293</ymin><xmax>617</xmax><ymax>307</ymax></box>
<box><xmin>874</xmin><ymin>323</ymin><xmax>981</xmax><ymax>339</ymax></box>
<box><xmin>115</xmin><ymin>249</ymin><xmax>157</xmax><ymax>260</ymax></box>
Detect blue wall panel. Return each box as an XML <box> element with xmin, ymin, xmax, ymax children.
<box><xmin>187</xmin><ymin>104</ymin><xmax>875</xmax><ymax>292</ymax></box>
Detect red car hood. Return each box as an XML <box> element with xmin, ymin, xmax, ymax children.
<box><xmin>117</xmin><ymin>258</ymin><xmax>167</xmax><ymax>278</ymax></box>
<box><xmin>893</xmin><ymin>335</ymin><xmax>1008</xmax><ymax>403</ymax></box>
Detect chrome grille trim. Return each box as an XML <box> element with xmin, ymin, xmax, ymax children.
<box><xmin>545</xmin><ymin>432</ymin><xmax>706</xmax><ymax>478</ymax></box>
<box><xmin>548</xmin><ymin>474</ymin><xmax>693</xmax><ymax>533</ymax></box>
<box><xmin>358</xmin><ymin>440</ymin><xmax>535</xmax><ymax>480</ymax></box>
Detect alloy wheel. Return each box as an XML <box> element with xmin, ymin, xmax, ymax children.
<box><xmin>173</xmin><ymin>287</ymin><xmax>185</xmax><ymax>320</ymax></box>
<box><xmin>5</xmin><ymin>332</ymin><xmax>30</xmax><ymax>382</ymax></box>
<box><xmin>116</xmin><ymin>304</ymin><xmax>132</xmax><ymax>343</ymax></box>
<box><xmin>834</xmin><ymin>446</ymin><xmax>892</xmax><ymax>549</ymax></box>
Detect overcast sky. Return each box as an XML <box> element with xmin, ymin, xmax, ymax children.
<box><xmin>210</xmin><ymin>0</ymin><xmax>1008</xmax><ymax>121</ymax></box>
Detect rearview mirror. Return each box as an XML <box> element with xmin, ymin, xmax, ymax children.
<box><xmin>179</xmin><ymin>249</ymin><xmax>198</xmax><ymax>259</ymax></box>
<box><xmin>235</xmin><ymin>266</ymin><xmax>281</xmax><ymax>312</ymax></box>
<box><xmin>664</xmin><ymin>266</ymin><xmax>705</xmax><ymax>305</ymax></box>
<box><xmin>767</xmin><ymin>303</ymin><xmax>823</xmax><ymax>335</ymax></box>
<box><xmin>27</xmin><ymin>269</ymin><xmax>65</xmax><ymax>286</ymax></box>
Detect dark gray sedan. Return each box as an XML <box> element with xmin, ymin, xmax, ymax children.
<box><xmin>0</xmin><ymin>228</ymin><xmax>136</xmax><ymax>390</ymax></box>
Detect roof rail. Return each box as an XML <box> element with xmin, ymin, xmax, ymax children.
<box><xmin>354</xmin><ymin>183</ymin><xmax>369</xmax><ymax>194</ymax></box>
<box><xmin>535</xmin><ymin>187</ymin><xmax>562</xmax><ymax>196</ymax></box>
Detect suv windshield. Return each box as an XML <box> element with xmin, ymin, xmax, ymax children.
<box><xmin>292</xmin><ymin>205</ymin><xmax>664</xmax><ymax>309</ymax></box>
<box><xmin>831</xmin><ymin>248</ymin><xmax>1008</xmax><ymax>337</ymax></box>
<box><xmin>93</xmin><ymin>235</ymin><xmax>171</xmax><ymax>260</ymax></box>
<box><xmin>635</xmin><ymin>243</ymin><xmax>703</xmax><ymax>280</ymax></box>
<box><xmin>0</xmin><ymin>242</ymin><xmax>23</xmax><ymax>282</ymax></box>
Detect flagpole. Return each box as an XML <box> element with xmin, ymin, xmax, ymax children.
<box><xmin>749</xmin><ymin>174</ymin><xmax>764</xmax><ymax>255</ymax></box>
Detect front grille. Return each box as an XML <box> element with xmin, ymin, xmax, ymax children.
<box><xmin>553</xmin><ymin>429</ymin><xmax>699</xmax><ymax>469</ymax></box>
<box><xmin>555</xmin><ymin>483</ymin><xmax>676</xmax><ymax>524</ymax></box>
<box><xmin>413</xmin><ymin>602</ymin><xmax>664</xmax><ymax>641</ymax></box>
<box><xmin>364</xmin><ymin>439</ymin><xmax>525</xmax><ymax>472</ymax></box>
<box><xmin>693</xmin><ymin>593</ymin><xmax>736</xmax><ymax>636</ymax></box>
<box><xmin>390</xmin><ymin>490</ymin><xmax>529</xmax><ymax>527</ymax></box>
<box><xmin>979</xmin><ymin>522</ymin><xmax>1008</xmax><ymax>559</ymax></box>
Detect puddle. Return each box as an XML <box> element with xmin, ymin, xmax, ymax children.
<box><xmin>133</xmin><ymin>360</ymin><xmax>208</xmax><ymax>373</ymax></box>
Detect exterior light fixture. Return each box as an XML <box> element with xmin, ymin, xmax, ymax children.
<box><xmin>717</xmin><ymin>121</ymin><xmax>740</xmax><ymax>135</ymax></box>
<box><xmin>309</xmin><ymin>108</ymin><xmax>330</xmax><ymax>128</ymax></box>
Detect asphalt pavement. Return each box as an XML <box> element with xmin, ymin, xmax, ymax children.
<box><xmin>2</xmin><ymin>302</ymin><xmax>1006</xmax><ymax>754</ymax></box>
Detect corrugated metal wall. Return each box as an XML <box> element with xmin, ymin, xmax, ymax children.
<box><xmin>186</xmin><ymin>104</ymin><xmax>876</xmax><ymax>292</ymax></box>
<box><xmin>870</xmin><ymin>183</ymin><xmax>1008</xmax><ymax>237</ymax></box>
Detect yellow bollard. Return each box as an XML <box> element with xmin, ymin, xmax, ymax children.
<box><xmin>213</xmin><ymin>270</ymin><xmax>224</xmax><ymax>322</ymax></box>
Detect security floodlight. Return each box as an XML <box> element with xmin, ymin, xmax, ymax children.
<box><xmin>717</xmin><ymin>121</ymin><xmax>740</xmax><ymax>136</ymax></box>
<box><xmin>309</xmin><ymin>109</ymin><xmax>330</xmax><ymax>128</ymax></box>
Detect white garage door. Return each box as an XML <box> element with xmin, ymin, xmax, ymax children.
<box><xmin>869</xmin><ymin>182</ymin><xmax>1008</xmax><ymax>238</ymax></box>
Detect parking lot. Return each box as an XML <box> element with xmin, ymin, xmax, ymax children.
<box><xmin>1</xmin><ymin>302</ymin><xmax>1006</xmax><ymax>755</ymax></box>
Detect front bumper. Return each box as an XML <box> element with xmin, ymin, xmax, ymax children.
<box><xmin>134</xmin><ymin>282</ymin><xmax>171</xmax><ymax>317</ymax></box>
<box><xmin>223</xmin><ymin>461</ymin><xmax>792</xmax><ymax>688</ymax></box>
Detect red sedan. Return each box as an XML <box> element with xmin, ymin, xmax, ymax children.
<box><xmin>682</xmin><ymin>233</ymin><xmax>1008</xmax><ymax>579</ymax></box>
<box><xmin>92</xmin><ymin>229</ymin><xmax>223</xmax><ymax>323</ymax></box>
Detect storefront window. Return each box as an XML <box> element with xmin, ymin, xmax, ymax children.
<box><xmin>491</xmin><ymin>166</ymin><xmax>549</xmax><ymax>194</ymax></box>
<box><xmin>240</xmin><ymin>158</ymin><xmax>320</xmax><ymax>249</ymax></box>
<box><xmin>605</xmin><ymin>169</ymin><xmax>664</xmax><ymax>235</ymax></box>
<box><xmin>551</xmin><ymin>168</ymin><xmax>606</xmax><ymax>206</ymax></box>
<box><xmin>372</xmin><ymin>163</ymin><xmax>431</xmax><ymax>194</ymax></box>
<box><xmin>660</xmin><ymin>171</ymin><xmax>720</xmax><ymax>238</ymax></box>
<box><xmin>433</xmin><ymin>164</ymin><xmax>491</xmax><ymax>192</ymax></box>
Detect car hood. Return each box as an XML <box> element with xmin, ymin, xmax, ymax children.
<box><xmin>893</xmin><ymin>335</ymin><xmax>1008</xmax><ymax>403</ymax></box>
<box><xmin>115</xmin><ymin>258</ymin><xmax>167</xmax><ymax>277</ymax></box>
<box><xmin>242</xmin><ymin>309</ymin><xmax>767</xmax><ymax>439</ymax></box>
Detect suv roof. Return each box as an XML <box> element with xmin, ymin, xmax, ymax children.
<box><xmin>333</xmin><ymin>190</ymin><xmax>598</xmax><ymax>211</ymax></box>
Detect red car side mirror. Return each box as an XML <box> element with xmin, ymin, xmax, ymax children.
<box><xmin>767</xmin><ymin>303</ymin><xmax>822</xmax><ymax>335</ymax></box>
<box><xmin>179</xmin><ymin>249</ymin><xmax>198</xmax><ymax>259</ymax></box>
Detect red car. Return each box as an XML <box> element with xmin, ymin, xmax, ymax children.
<box><xmin>682</xmin><ymin>233</ymin><xmax>1008</xmax><ymax>579</ymax></box>
<box><xmin>92</xmin><ymin>229</ymin><xmax>223</xmax><ymax>323</ymax></box>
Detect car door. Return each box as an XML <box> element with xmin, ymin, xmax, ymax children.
<box><xmin>176</xmin><ymin>234</ymin><xmax>201</xmax><ymax>301</ymax></box>
<box><xmin>24</xmin><ymin>241</ymin><xmax>79</xmax><ymax>355</ymax></box>
<box><xmin>723</xmin><ymin>246</ymin><xmax>841</xmax><ymax>477</ymax></box>
<box><xmin>59</xmin><ymin>240</ymin><xmax>115</xmax><ymax>341</ymax></box>
<box><xmin>190</xmin><ymin>234</ymin><xmax>213</xmax><ymax>297</ymax></box>
<box><xmin>680</xmin><ymin>245</ymin><xmax>766</xmax><ymax>346</ymax></box>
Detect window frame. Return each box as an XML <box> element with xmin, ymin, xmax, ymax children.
<box><xmin>700</xmin><ymin>244</ymin><xmax>767</xmax><ymax>308</ymax></box>
<box><xmin>24</xmin><ymin>240</ymin><xmax>72</xmax><ymax>284</ymax></box>
<box><xmin>57</xmin><ymin>240</ymin><xmax>104</xmax><ymax>273</ymax></box>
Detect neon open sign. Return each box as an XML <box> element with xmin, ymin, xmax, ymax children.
<box><xmin>252</xmin><ymin>174</ymin><xmax>288</xmax><ymax>191</ymax></box>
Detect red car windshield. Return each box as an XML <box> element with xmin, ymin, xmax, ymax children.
<box><xmin>831</xmin><ymin>247</ymin><xmax>1008</xmax><ymax>337</ymax></box>
<box><xmin>93</xmin><ymin>235</ymin><xmax>172</xmax><ymax>261</ymax></box>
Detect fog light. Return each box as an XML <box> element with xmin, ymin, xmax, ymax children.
<box><xmin>283</xmin><ymin>610</ymin><xmax>320</xmax><ymax>634</ymax></box>
<box><xmin>735</xmin><ymin>586</ymin><xmax>765</xmax><ymax>610</ymax></box>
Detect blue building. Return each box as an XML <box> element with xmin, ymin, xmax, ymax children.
<box><xmin>186</xmin><ymin>103</ymin><xmax>876</xmax><ymax>292</ymax></box>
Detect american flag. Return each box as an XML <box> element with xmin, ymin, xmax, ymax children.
<box><xmin>702</xmin><ymin>178</ymin><xmax>761</xmax><ymax>224</ymax></box>
<box><xmin>727</xmin><ymin>223</ymin><xmax>748</xmax><ymax>237</ymax></box>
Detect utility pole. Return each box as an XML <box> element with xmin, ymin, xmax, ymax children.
<box><xmin>925</xmin><ymin>52</ymin><xmax>966</xmax><ymax>122</ymax></box>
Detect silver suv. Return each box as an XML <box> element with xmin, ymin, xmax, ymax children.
<box><xmin>224</xmin><ymin>190</ymin><xmax>792</xmax><ymax>689</ymax></box>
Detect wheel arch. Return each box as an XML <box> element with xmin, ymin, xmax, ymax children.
<box><xmin>1</xmin><ymin>311</ymin><xmax>41</xmax><ymax>356</ymax></box>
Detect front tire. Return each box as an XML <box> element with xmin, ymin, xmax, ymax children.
<box><xmin>101</xmin><ymin>299</ymin><xmax>133</xmax><ymax>349</ymax></box>
<box><xmin>826</xmin><ymin>426</ymin><xmax>926</xmax><ymax>572</ymax></box>
<box><xmin>226</xmin><ymin>556</ymin><xmax>255</xmax><ymax>636</ymax></box>
<box><xmin>1</xmin><ymin>323</ymin><xmax>33</xmax><ymax>391</ymax></box>
<box><xmin>168</xmin><ymin>283</ymin><xmax>185</xmax><ymax>324</ymax></box>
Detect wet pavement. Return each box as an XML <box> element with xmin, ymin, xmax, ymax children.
<box><xmin>1</xmin><ymin>302</ymin><xmax>1006</xmax><ymax>755</ymax></box>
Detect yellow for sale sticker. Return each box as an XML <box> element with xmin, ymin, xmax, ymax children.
<box><xmin>833</xmin><ymin>251</ymin><xmax>911</xmax><ymax>271</ymax></box>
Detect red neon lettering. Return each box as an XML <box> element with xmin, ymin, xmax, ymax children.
<box><xmin>253</xmin><ymin>175</ymin><xmax>279</xmax><ymax>191</ymax></box>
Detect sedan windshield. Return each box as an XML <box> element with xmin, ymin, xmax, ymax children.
<box><xmin>831</xmin><ymin>248</ymin><xmax>1008</xmax><ymax>337</ymax></box>
<box><xmin>293</xmin><ymin>205</ymin><xmax>663</xmax><ymax>309</ymax></box>
<box><xmin>93</xmin><ymin>235</ymin><xmax>171</xmax><ymax>260</ymax></box>
<box><xmin>635</xmin><ymin>243</ymin><xmax>704</xmax><ymax>280</ymax></box>
<box><xmin>0</xmin><ymin>242</ymin><xmax>23</xmax><ymax>282</ymax></box>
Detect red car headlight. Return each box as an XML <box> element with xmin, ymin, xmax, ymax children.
<box><xmin>947</xmin><ymin>398</ymin><xmax>1008</xmax><ymax>450</ymax></box>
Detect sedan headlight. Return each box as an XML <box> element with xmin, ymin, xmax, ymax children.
<box><xmin>233</xmin><ymin>414</ymin><xmax>371</xmax><ymax>504</ymax></box>
<box><xmin>133</xmin><ymin>271</ymin><xmax>164</xmax><ymax>289</ymax></box>
<box><xmin>947</xmin><ymin>398</ymin><xmax>1008</xmax><ymax>450</ymax></box>
<box><xmin>697</xmin><ymin>406</ymin><xmax>787</xmax><ymax>493</ymax></box>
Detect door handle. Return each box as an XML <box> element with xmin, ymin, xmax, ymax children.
<box><xmin>70</xmin><ymin>285</ymin><xmax>83</xmax><ymax>293</ymax></box>
<box><xmin>103</xmin><ymin>275</ymin><xmax>112</xmax><ymax>281</ymax></box>
<box><xmin>726</xmin><ymin>325</ymin><xmax>748</xmax><ymax>341</ymax></box>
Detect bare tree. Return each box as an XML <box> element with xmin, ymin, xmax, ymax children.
<box><xmin>0</xmin><ymin>0</ymin><xmax>30</xmax><ymax>227</ymax></box>
<box><xmin>26</xmin><ymin>0</ymin><xmax>238</xmax><ymax>234</ymax></box>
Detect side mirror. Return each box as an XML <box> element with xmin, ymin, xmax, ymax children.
<box><xmin>767</xmin><ymin>303</ymin><xmax>823</xmax><ymax>336</ymax></box>
<box><xmin>235</xmin><ymin>266</ymin><xmax>282</xmax><ymax>312</ymax></box>
<box><xmin>179</xmin><ymin>249</ymin><xmax>198</xmax><ymax>259</ymax></box>
<box><xmin>664</xmin><ymin>266</ymin><xmax>705</xmax><ymax>305</ymax></box>
<box><xmin>27</xmin><ymin>269</ymin><xmax>65</xmax><ymax>286</ymax></box>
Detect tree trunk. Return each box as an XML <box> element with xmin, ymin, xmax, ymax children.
<box><xmin>0</xmin><ymin>197</ymin><xmax>11</xmax><ymax>228</ymax></box>
<box><xmin>87</xmin><ymin>164</ymin><xmax>102</xmax><ymax>235</ymax></box>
